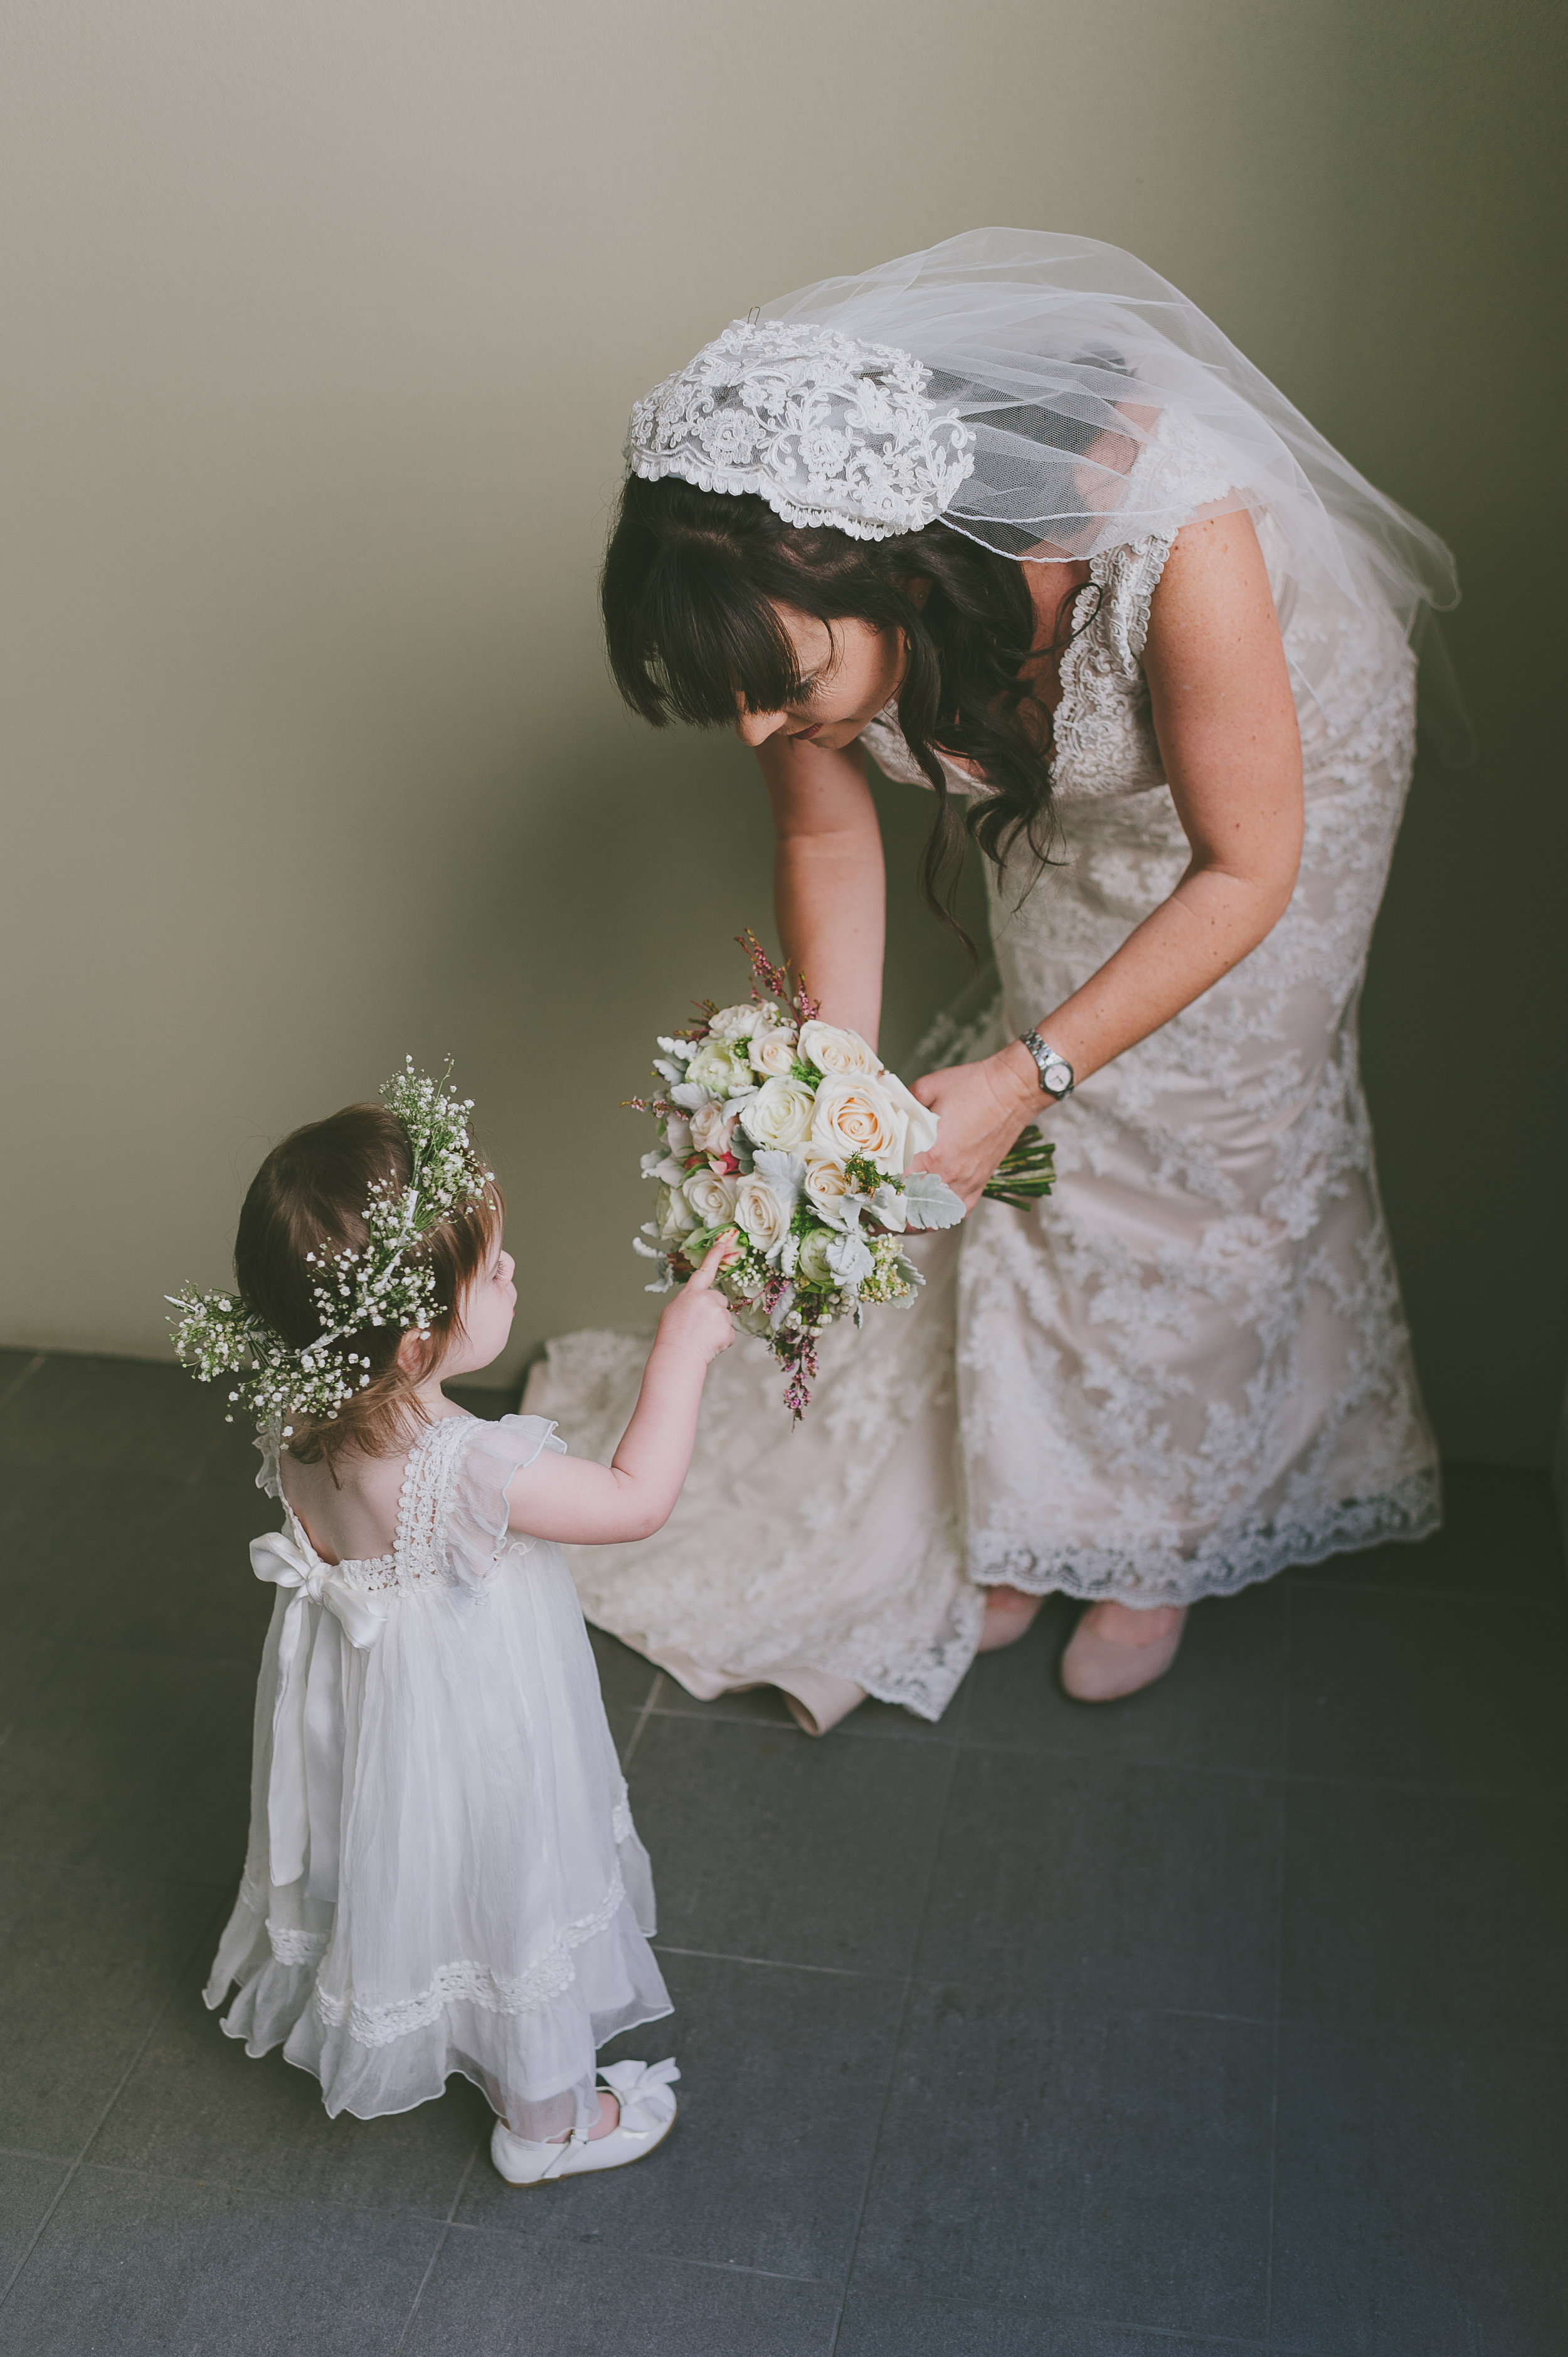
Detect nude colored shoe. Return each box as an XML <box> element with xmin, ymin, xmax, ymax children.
<box><xmin>1059</xmin><ymin>1604</ymin><xmax>1187</xmax><ymax>1701</ymax></box>
<box><xmin>977</xmin><ymin>1584</ymin><xmax>1047</xmax><ymax>1654</ymax></box>
<box><xmin>490</xmin><ymin>2059</ymin><xmax>679</xmax><ymax>2186</ymax></box>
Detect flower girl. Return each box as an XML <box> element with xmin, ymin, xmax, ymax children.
<box><xmin>173</xmin><ymin>1064</ymin><xmax>737</xmax><ymax>2184</ymax></box>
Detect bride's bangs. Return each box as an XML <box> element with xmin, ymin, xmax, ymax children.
<box><xmin>647</xmin><ymin>553</ymin><xmax>805</xmax><ymax>727</ymax></box>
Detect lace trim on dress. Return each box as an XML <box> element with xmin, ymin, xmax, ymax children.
<box><xmin>267</xmin><ymin>1919</ymin><xmax>330</xmax><ymax>1967</ymax></box>
<box><xmin>312</xmin><ymin>1863</ymin><xmax>629</xmax><ymax>2048</ymax></box>
<box><xmin>972</xmin><ymin>1466</ymin><xmax>1442</xmax><ymax>1605</ymax></box>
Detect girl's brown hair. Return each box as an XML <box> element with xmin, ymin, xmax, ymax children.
<box><xmin>234</xmin><ymin>1102</ymin><xmax>502</xmax><ymax>1475</ymax></box>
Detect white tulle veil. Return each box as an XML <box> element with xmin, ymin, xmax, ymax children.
<box><xmin>629</xmin><ymin>228</ymin><xmax>1465</xmax><ymax>755</ymax></box>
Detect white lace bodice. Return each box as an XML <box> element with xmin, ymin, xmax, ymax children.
<box><xmin>261</xmin><ymin>1410</ymin><xmax>566</xmax><ymax>1598</ymax></box>
<box><xmin>857</xmin><ymin>528</ymin><xmax>1176</xmax><ymax>813</ymax></box>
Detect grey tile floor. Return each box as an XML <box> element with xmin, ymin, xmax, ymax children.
<box><xmin>0</xmin><ymin>1344</ymin><xmax>1564</xmax><ymax>2352</ymax></box>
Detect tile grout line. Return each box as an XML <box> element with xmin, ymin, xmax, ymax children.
<box><xmin>1263</xmin><ymin>1578</ymin><xmax>1294</xmax><ymax>2351</ymax></box>
<box><xmin>443</xmin><ymin>2220</ymin><xmax>829</xmax><ymax>2286</ymax></box>
<box><xmin>827</xmin><ymin>1737</ymin><xmax>962</xmax><ymax>2356</ymax></box>
<box><xmin>389</xmin><ymin>2142</ymin><xmax>481</xmax><ymax>2356</ymax></box>
<box><xmin>620</xmin><ymin>1671</ymin><xmax>665</xmax><ymax>1769</ymax></box>
<box><xmin>0</xmin><ymin>1885</ymin><xmax>231</xmax><ymax>2316</ymax></box>
<box><xmin>638</xmin><ymin>1702</ymin><xmax>1568</xmax><ymax>1804</ymax></box>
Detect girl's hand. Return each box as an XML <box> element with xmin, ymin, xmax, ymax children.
<box><xmin>909</xmin><ymin>1048</ymin><xmax>1041</xmax><ymax>1211</ymax></box>
<box><xmin>657</xmin><ymin>1232</ymin><xmax>741</xmax><ymax>1363</ymax></box>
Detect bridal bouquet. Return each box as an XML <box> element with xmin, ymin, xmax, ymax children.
<box><xmin>631</xmin><ymin>935</ymin><xmax>1053</xmax><ymax>1417</ymax></box>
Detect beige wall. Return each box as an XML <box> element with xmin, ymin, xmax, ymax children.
<box><xmin>1</xmin><ymin>1</ymin><xmax>1562</xmax><ymax>1459</ymax></box>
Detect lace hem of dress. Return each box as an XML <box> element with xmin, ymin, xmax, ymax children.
<box><xmin>313</xmin><ymin>1863</ymin><xmax>630</xmax><ymax>2050</ymax></box>
<box><xmin>970</xmin><ymin>1465</ymin><xmax>1442</xmax><ymax>1606</ymax></box>
<box><xmin>815</xmin><ymin>1585</ymin><xmax>987</xmax><ymax>1722</ymax></box>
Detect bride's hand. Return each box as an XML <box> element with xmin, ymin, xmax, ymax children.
<box><xmin>909</xmin><ymin>1047</ymin><xmax>1042</xmax><ymax>1211</ymax></box>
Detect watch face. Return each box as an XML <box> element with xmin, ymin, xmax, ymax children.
<box><xmin>1044</xmin><ymin>1068</ymin><xmax>1070</xmax><ymax>1096</ymax></box>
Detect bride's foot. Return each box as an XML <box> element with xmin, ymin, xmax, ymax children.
<box><xmin>978</xmin><ymin>1583</ymin><xmax>1047</xmax><ymax>1653</ymax></box>
<box><xmin>1059</xmin><ymin>1602</ymin><xmax>1187</xmax><ymax>1701</ymax></box>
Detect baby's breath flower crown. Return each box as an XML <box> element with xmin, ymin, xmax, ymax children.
<box><xmin>167</xmin><ymin>1060</ymin><xmax>495</xmax><ymax>1432</ymax></box>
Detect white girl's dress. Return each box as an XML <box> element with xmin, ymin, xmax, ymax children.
<box><xmin>204</xmin><ymin>1412</ymin><xmax>669</xmax><ymax>2138</ymax></box>
<box><xmin>526</xmin><ymin>412</ymin><xmax>1439</xmax><ymax>1730</ymax></box>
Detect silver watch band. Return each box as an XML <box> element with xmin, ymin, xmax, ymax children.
<box><xmin>1019</xmin><ymin>1028</ymin><xmax>1074</xmax><ymax>1099</ymax></box>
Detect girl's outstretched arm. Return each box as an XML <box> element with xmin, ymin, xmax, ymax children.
<box><xmin>502</xmin><ymin>1235</ymin><xmax>739</xmax><ymax>1545</ymax></box>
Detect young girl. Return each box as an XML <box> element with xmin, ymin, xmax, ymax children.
<box><xmin>174</xmin><ymin>1065</ymin><xmax>736</xmax><ymax>2184</ymax></box>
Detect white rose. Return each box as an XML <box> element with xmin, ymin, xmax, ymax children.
<box><xmin>798</xmin><ymin>1019</ymin><xmax>882</xmax><ymax>1077</ymax></box>
<box><xmin>656</xmin><ymin>1183</ymin><xmax>698</xmax><ymax>1243</ymax></box>
<box><xmin>810</xmin><ymin>1072</ymin><xmax>906</xmax><ymax>1174</ymax></box>
<box><xmin>683</xmin><ymin>1168</ymin><xmax>739</xmax><ymax>1228</ymax></box>
<box><xmin>734</xmin><ymin>1174</ymin><xmax>792</xmax><ymax>1258</ymax></box>
<box><xmin>801</xmin><ymin>1151</ymin><xmax>854</xmax><ymax>1226</ymax></box>
<box><xmin>748</xmin><ymin>1026</ymin><xmax>799</xmax><ymax>1078</ymax></box>
<box><xmin>796</xmin><ymin>1227</ymin><xmax>836</xmax><ymax>1285</ymax></box>
<box><xmin>684</xmin><ymin>1038</ymin><xmax>753</xmax><ymax>1098</ymax></box>
<box><xmin>662</xmin><ymin>1112</ymin><xmax>693</xmax><ymax>1157</ymax></box>
<box><xmin>691</xmin><ymin>1099</ymin><xmax>743</xmax><ymax>1159</ymax></box>
<box><xmin>872</xmin><ymin>1067</ymin><xmax>940</xmax><ymax>1168</ymax></box>
<box><xmin>707</xmin><ymin>1002</ymin><xmax>769</xmax><ymax>1040</ymax></box>
<box><xmin>739</xmin><ymin>1076</ymin><xmax>816</xmax><ymax>1153</ymax></box>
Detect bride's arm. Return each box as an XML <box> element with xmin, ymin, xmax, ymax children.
<box><xmin>756</xmin><ymin>735</ymin><xmax>886</xmax><ymax>1047</ymax></box>
<box><xmin>912</xmin><ymin>509</ymin><xmax>1304</xmax><ymax>1205</ymax></box>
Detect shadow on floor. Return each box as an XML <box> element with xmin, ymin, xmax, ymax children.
<box><xmin>0</xmin><ymin>1349</ymin><xmax>1564</xmax><ymax>2353</ymax></box>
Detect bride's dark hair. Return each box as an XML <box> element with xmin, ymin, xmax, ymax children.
<box><xmin>601</xmin><ymin>474</ymin><xmax>1081</xmax><ymax>952</ymax></box>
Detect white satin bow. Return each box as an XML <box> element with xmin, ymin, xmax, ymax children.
<box><xmin>250</xmin><ymin>1526</ymin><xmax>391</xmax><ymax>1902</ymax></box>
<box><xmin>597</xmin><ymin>2056</ymin><xmax>681</xmax><ymax>2134</ymax></box>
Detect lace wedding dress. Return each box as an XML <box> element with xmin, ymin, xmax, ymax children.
<box><xmin>204</xmin><ymin>1412</ymin><xmax>670</xmax><ymax>2134</ymax></box>
<box><xmin>526</xmin><ymin>410</ymin><xmax>1439</xmax><ymax>1731</ymax></box>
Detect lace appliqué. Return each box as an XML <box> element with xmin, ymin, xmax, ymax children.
<box><xmin>627</xmin><ymin>317</ymin><xmax>975</xmax><ymax>541</ymax></box>
<box><xmin>854</xmin><ymin>415</ymin><xmax>1438</xmax><ymax>1612</ymax></box>
<box><xmin>313</xmin><ymin>1865</ymin><xmax>630</xmax><ymax>2049</ymax></box>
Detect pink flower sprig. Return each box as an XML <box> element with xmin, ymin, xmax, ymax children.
<box><xmin>737</xmin><ymin>929</ymin><xmax>819</xmax><ymax>1028</ymax></box>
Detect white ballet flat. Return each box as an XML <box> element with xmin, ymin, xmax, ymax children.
<box><xmin>490</xmin><ymin>2058</ymin><xmax>680</xmax><ymax>2186</ymax></box>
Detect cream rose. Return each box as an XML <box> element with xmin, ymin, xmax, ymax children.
<box><xmin>656</xmin><ymin>1183</ymin><xmax>699</xmax><ymax>1244</ymax></box>
<box><xmin>748</xmin><ymin>1026</ymin><xmax>798</xmax><ymax>1079</ymax></box>
<box><xmin>739</xmin><ymin>1076</ymin><xmax>816</xmax><ymax>1153</ymax></box>
<box><xmin>871</xmin><ymin>1067</ymin><xmax>940</xmax><ymax>1166</ymax></box>
<box><xmin>800</xmin><ymin>1151</ymin><xmax>853</xmax><ymax>1225</ymax></box>
<box><xmin>683</xmin><ymin>1168</ymin><xmax>739</xmax><ymax>1229</ymax></box>
<box><xmin>707</xmin><ymin>1002</ymin><xmax>770</xmax><ymax>1040</ymax></box>
<box><xmin>691</xmin><ymin>1099</ymin><xmax>743</xmax><ymax>1159</ymax></box>
<box><xmin>796</xmin><ymin>1227</ymin><xmax>836</xmax><ymax>1285</ymax></box>
<box><xmin>809</xmin><ymin>1072</ymin><xmax>906</xmax><ymax>1173</ymax></box>
<box><xmin>798</xmin><ymin>1019</ymin><xmax>882</xmax><ymax>1077</ymax></box>
<box><xmin>684</xmin><ymin>1038</ymin><xmax>753</xmax><ymax>1098</ymax></box>
<box><xmin>734</xmin><ymin>1174</ymin><xmax>792</xmax><ymax>1257</ymax></box>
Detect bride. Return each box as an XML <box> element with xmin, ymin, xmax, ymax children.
<box><xmin>525</xmin><ymin>229</ymin><xmax>1458</xmax><ymax>1734</ymax></box>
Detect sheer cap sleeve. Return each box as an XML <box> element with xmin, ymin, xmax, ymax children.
<box><xmin>445</xmin><ymin>1413</ymin><xmax>568</xmax><ymax>1594</ymax></box>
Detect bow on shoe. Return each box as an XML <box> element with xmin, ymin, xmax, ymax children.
<box><xmin>597</xmin><ymin>2056</ymin><xmax>681</xmax><ymax>2134</ymax></box>
<box><xmin>250</xmin><ymin>1526</ymin><xmax>391</xmax><ymax>1902</ymax></box>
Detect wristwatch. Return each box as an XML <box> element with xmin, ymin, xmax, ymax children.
<box><xmin>1019</xmin><ymin>1028</ymin><xmax>1075</xmax><ymax>1100</ymax></box>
